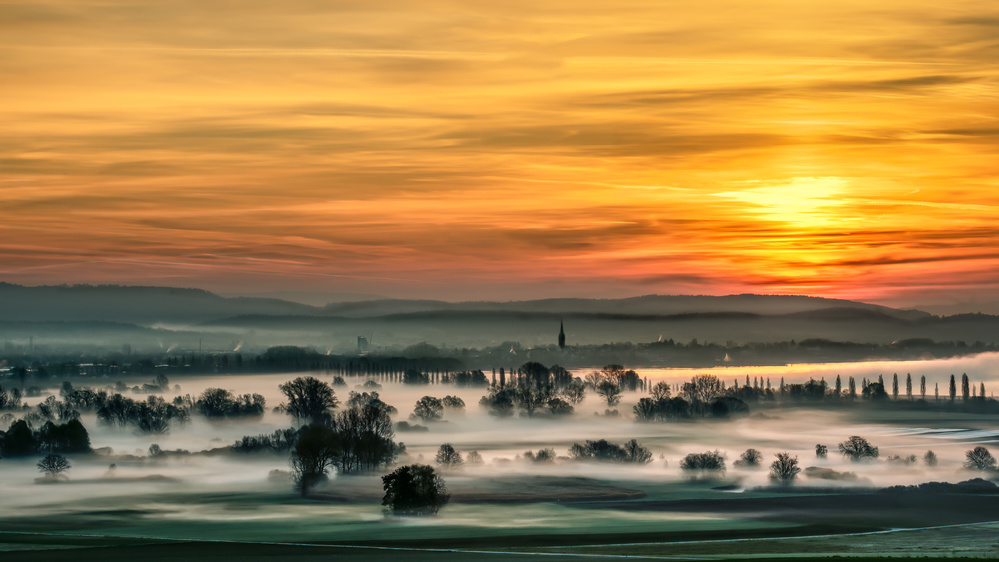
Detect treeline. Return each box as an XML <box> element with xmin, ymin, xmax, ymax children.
<box><xmin>5</xmin><ymin>336</ymin><xmax>997</xmax><ymax>380</ymax></box>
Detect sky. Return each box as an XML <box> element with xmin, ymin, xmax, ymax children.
<box><xmin>1</xmin><ymin>0</ymin><xmax>998</xmax><ymax>306</ymax></box>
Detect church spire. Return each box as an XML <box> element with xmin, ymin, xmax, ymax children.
<box><xmin>558</xmin><ymin>318</ymin><xmax>566</xmax><ymax>350</ymax></box>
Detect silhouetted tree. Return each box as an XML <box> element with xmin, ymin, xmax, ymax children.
<box><xmin>815</xmin><ymin>444</ymin><xmax>828</xmax><ymax>458</ymax></box>
<box><xmin>402</xmin><ymin>369</ymin><xmax>430</xmax><ymax>385</ymax></box>
<box><xmin>650</xmin><ymin>381</ymin><xmax>671</xmax><ymax>401</ymax></box>
<box><xmin>479</xmin><ymin>386</ymin><xmax>516</xmax><ymax>417</ymax></box>
<box><xmin>1</xmin><ymin>419</ymin><xmax>35</xmax><ymax>457</ymax></box>
<box><xmin>381</xmin><ymin>464</ymin><xmax>449</xmax><ymax>516</ymax></box>
<box><xmin>37</xmin><ymin>453</ymin><xmax>71</xmax><ymax>479</ymax></box>
<box><xmin>862</xmin><ymin>382</ymin><xmax>888</xmax><ymax>401</ymax></box>
<box><xmin>734</xmin><ymin>448</ymin><xmax>763</xmax><ymax>468</ymax></box>
<box><xmin>905</xmin><ymin>373</ymin><xmax>912</xmax><ymax>400</ymax></box>
<box><xmin>838</xmin><ymin>436</ymin><xmax>879</xmax><ymax>462</ymax></box>
<box><xmin>964</xmin><ymin>446</ymin><xmax>996</xmax><ymax>471</ymax></box>
<box><xmin>291</xmin><ymin>424</ymin><xmax>337</xmax><ymax>496</ymax></box>
<box><xmin>196</xmin><ymin>388</ymin><xmax>265</xmax><ymax>418</ymax></box>
<box><xmin>569</xmin><ymin>439</ymin><xmax>650</xmax><ymax>463</ymax></box>
<box><xmin>961</xmin><ymin>373</ymin><xmax>970</xmax><ymax>401</ymax></box>
<box><xmin>622</xmin><ymin>439</ymin><xmax>653</xmax><ymax>464</ymax></box>
<box><xmin>279</xmin><ymin>377</ymin><xmax>338</xmax><ymax>425</ymax></box>
<box><xmin>679</xmin><ymin>451</ymin><xmax>726</xmax><ymax>475</ymax></box>
<box><xmin>559</xmin><ymin>380</ymin><xmax>586</xmax><ymax>405</ymax></box>
<box><xmin>411</xmin><ymin>396</ymin><xmax>444</xmax><ymax>422</ymax></box>
<box><xmin>595</xmin><ymin>379</ymin><xmax>622</xmax><ymax>407</ymax></box>
<box><xmin>949</xmin><ymin>375</ymin><xmax>956</xmax><ymax>401</ymax></box>
<box><xmin>681</xmin><ymin>375</ymin><xmax>722</xmax><ymax>402</ymax></box>
<box><xmin>923</xmin><ymin>450</ymin><xmax>937</xmax><ymax>466</ymax></box>
<box><xmin>36</xmin><ymin>419</ymin><xmax>90</xmax><ymax>453</ymax></box>
<box><xmin>441</xmin><ymin>395</ymin><xmax>465</xmax><ymax>412</ymax></box>
<box><xmin>769</xmin><ymin>452</ymin><xmax>800</xmax><ymax>483</ymax></box>
<box><xmin>435</xmin><ymin>443</ymin><xmax>464</xmax><ymax>470</ymax></box>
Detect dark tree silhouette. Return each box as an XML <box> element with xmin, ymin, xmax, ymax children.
<box><xmin>815</xmin><ymin>444</ymin><xmax>828</xmax><ymax>458</ymax></box>
<box><xmin>435</xmin><ymin>443</ymin><xmax>463</xmax><ymax>470</ymax></box>
<box><xmin>37</xmin><ymin>453</ymin><xmax>71</xmax><ymax>478</ymax></box>
<box><xmin>923</xmin><ymin>450</ymin><xmax>937</xmax><ymax>466</ymax></box>
<box><xmin>559</xmin><ymin>380</ymin><xmax>586</xmax><ymax>405</ymax></box>
<box><xmin>479</xmin><ymin>386</ymin><xmax>516</xmax><ymax>417</ymax></box>
<box><xmin>412</xmin><ymin>396</ymin><xmax>444</xmax><ymax>422</ymax></box>
<box><xmin>622</xmin><ymin>439</ymin><xmax>653</xmax><ymax>464</ymax></box>
<box><xmin>382</xmin><ymin>464</ymin><xmax>450</xmax><ymax>516</ymax></box>
<box><xmin>196</xmin><ymin>388</ymin><xmax>265</xmax><ymax>418</ymax></box>
<box><xmin>1</xmin><ymin>419</ymin><xmax>36</xmax><ymax>457</ymax></box>
<box><xmin>680</xmin><ymin>451</ymin><xmax>726</xmax><ymax>474</ymax></box>
<box><xmin>595</xmin><ymin>379</ymin><xmax>622</xmax><ymax>407</ymax></box>
<box><xmin>949</xmin><ymin>374</ymin><xmax>957</xmax><ymax>401</ymax></box>
<box><xmin>291</xmin><ymin>424</ymin><xmax>337</xmax><ymax>496</ymax></box>
<box><xmin>734</xmin><ymin>448</ymin><xmax>763</xmax><ymax>468</ymax></box>
<box><xmin>769</xmin><ymin>452</ymin><xmax>800</xmax><ymax>483</ymax></box>
<box><xmin>838</xmin><ymin>436</ymin><xmax>879</xmax><ymax>462</ymax></box>
<box><xmin>964</xmin><ymin>446</ymin><xmax>996</xmax><ymax>471</ymax></box>
<box><xmin>961</xmin><ymin>373</ymin><xmax>970</xmax><ymax>401</ymax></box>
<box><xmin>279</xmin><ymin>377</ymin><xmax>338</xmax><ymax>425</ymax></box>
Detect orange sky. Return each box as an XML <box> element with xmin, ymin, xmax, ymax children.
<box><xmin>2</xmin><ymin>0</ymin><xmax>998</xmax><ymax>305</ymax></box>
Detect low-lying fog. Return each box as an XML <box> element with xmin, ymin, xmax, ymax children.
<box><xmin>3</xmin><ymin>354</ymin><xmax>998</xmax><ymax>536</ymax></box>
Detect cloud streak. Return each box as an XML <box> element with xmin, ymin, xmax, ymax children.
<box><xmin>1</xmin><ymin>0</ymin><xmax>998</xmax><ymax>304</ymax></box>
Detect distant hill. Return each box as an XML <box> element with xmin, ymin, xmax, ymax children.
<box><xmin>6</xmin><ymin>282</ymin><xmax>998</xmax><ymax>353</ymax></box>
<box><xmin>0</xmin><ymin>283</ymin><xmax>318</xmax><ymax>324</ymax></box>
<box><xmin>321</xmin><ymin>294</ymin><xmax>931</xmax><ymax>321</ymax></box>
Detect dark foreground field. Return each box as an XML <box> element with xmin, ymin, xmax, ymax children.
<box><xmin>2</xmin><ymin>487</ymin><xmax>998</xmax><ymax>560</ymax></box>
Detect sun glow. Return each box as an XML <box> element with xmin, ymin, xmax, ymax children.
<box><xmin>1</xmin><ymin>0</ymin><xmax>998</xmax><ymax>305</ymax></box>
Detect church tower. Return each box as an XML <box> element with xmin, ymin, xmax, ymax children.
<box><xmin>558</xmin><ymin>318</ymin><xmax>566</xmax><ymax>350</ymax></box>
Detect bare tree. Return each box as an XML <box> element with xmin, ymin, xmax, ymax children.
<box><xmin>595</xmin><ymin>379</ymin><xmax>622</xmax><ymax>407</ymax></box>
<box><xmin>838</xmin><ymin>436</ymin><xmax>879</xmax><ymax>462</ymax></box>
<box><xmin>964</xmin><ymin>446</ymin><xmax>997</xmax><ymax>471</ymax></box>
<box><xmin>769</xmin><ymin>452</ymin><xmax>800</xmax><ymax>483</ymax></box>
<box><xmin>923</xmin><ymin>450</ymin><xmax>938</xmax><ymax>467</ymax></box>
<box><xmin>734</xmin><ymin>448</ymin><xmax>763</xmax><ymax>468</ymax></box>
<box><xmin>37</xmin><ymin>453</ymin><xmax>71</xmax><ymax>479</ymax></box>
<box><xmin>435</xmin><ymin>443</ymin><xmax>464</xmax><ymax>470</ymax></box>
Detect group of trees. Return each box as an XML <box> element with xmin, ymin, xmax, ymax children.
<box><xmin>279</xmin><ymin>377</ymin><xmax>403</xmax><ymax>495</ymax></box>
<box><xmin>568</xmin><ymin>439</ymin><xmax>653</xmax><ymax>463</ymax></box>
<box><xmin>634</xmin><ymin>376</ymin><xmax>750</xmax><ymax>422</ymax></box>
<box><xmin>411</xmin><ymin>395</ymin><xmax>465</xmax><ymax>422</ymax></box>
<box><xmin>0</xmin><ymin>418</ymin><xmax>90</xmax><ymax>457</ymax></box>
<box><xmin>195</xmin><ymin>388</ymin><xmax>266</xmax><ymax>418</ymax></box>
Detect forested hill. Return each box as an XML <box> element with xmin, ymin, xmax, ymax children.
<box><xmin>0</xmin><ymin>282</ymin><xmax>929</xmax><ymax>325</ymax></box>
